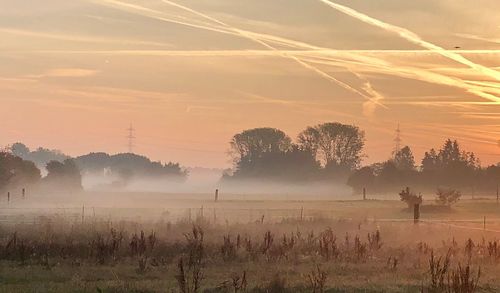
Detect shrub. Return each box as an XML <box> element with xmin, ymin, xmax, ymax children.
<box><xmin>435</xmin><ymin>188</ymin><xmax>461</xmax><ymax>206</ymax></box>
<box><xmin>399</xmin><ymin>187</ymin><xmax>422</xmax><ymax>208</ymax></box>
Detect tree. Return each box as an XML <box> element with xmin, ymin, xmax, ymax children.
<box><xmin>0</xmin><ymin>151</ymin><xmax>41</xmax><ymax>190</ymax></box>
<box><xmin>75</xmin><ymin>152</ymin><xmax>187</xmax><ymax>180</ymax></box>
<box><xmin>421</xmin><ymin>139</ymin><xmax>479</xmax><ymax>188</ymax></box>
<box><xmin>297</xmin><ymin>127</ymin><xmax>320</xmax><ymax>157</ymax></box>
<box><xmin>393</xmin><ymin>146</ymin><xmax>415</xmax><ymax>170</ymax></box>
<box><xmin>45</xmin><ymin>159</ymin><xmax>82</xmax><ymax>190</ymax></box>
<box><xmin>435</xmin><ymin>188</ymin><xmax>461</xmax><ymax>206</ymax></box>
<box><xmin>9</xmin><ymin>143</ymin><xmax>70</xmax><ymax>169</ymax></box>
<box><xmin>297</xmin><ymin>122</ymin><xmax>365</xmax><ymax>170</ymax></box>
<box><xmin>230</xmin><ymin>128</ymin><xmax>292</xmax><ymax>165</ymax></box>
<box><xmin>347</xmin><ymin>166</ymin><xmax>375</xmax><ymax>193</ymax></box>
<box><xmin>421</xmin><ymin>148</ymin><xmax>439</xmax><ymax>173</ymax></box>
<box><xmin>10</xmin><ymin>143</ymin><xmax>30</xmax><ymax>158</ymax></box>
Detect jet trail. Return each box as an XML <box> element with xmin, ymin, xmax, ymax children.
<box><xmin>90</xmin><ymin>0</ymin><xmax>498</xmax><ymax>103</ymax></box>
<box><xmin>159</xmin><ymin>0</ymin><xmax>383</xmax><ymax>106</ymax></box>
<box><xmin>318</xmin><ymin>0</ymin><xmax>500</xmax><ymax>82</ymax></box>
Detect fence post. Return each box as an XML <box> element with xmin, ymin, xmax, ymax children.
<box><xmin>200</xmin><ymin>205</ymin><xmax>204</xmax><ymax>220</ymax></box>
<box><xmin>363</xmin><ymin>188</ymin><xmax>366</xmax><ymax>201</ymax></box>
<box><xmin>22</xmin><ymin>188</ymin><xmax>25</xmax><ymax>199</ymax></box>
<box><xmin>82</xmin><ymin>205</ymin><xmax>85</xmax><ymax>224</ymax></box>
<box><xmin>215</xmin><ymin>189</ymin><xmax>219</xmax><ymax>202</ymax></box>
<box><xmin>7</xmin><ymin>192</ymin><xmax>10</xmax><ymax>203</ymax></box>
<box><xmin>496</xmin><ymin>184</ymin><xmax>499</xmax><ymax>204</ymax></box>
<box><xmin>414</xmin><ymin>204</ymin><xmax>420</xmax><ymax>224</ymax></box>
<box><xmin>484</xmin><ymin>216</ymin><xmax>486</xmax><ymax>230</ymax></box>
<box><xmin>300</xmin><ymin>206</ymin><xmax>304</xmax><ymax>221</ymax></box>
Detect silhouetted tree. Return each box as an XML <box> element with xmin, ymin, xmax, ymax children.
<box><xmin>230</xmin><ymin>128</ymin><xmax>292</xmax><ymax>165</ymax></box>
<box><xmin>347</xmin><ymin>166</ymin><xmax>375</xmax><ymax>193</ymax></box>
<box><xmin>421</xmin><ymin>139</ymin><xmax>479</xmax><ymax>188</ymax></box>
<box><xmin>435</xmin><ymin>188</ymin><xmax>461</xmax><ymax>206</ymax></box>
<box><xmin>75</xmin><ymin>152</ymin><xmax>186</xmax><ymax>180</ymax></box>
<box><xmin>393</xmin><ymin>146</ymin><xmax>415</xmax><ymax>171</ymax></box>
<box><xmin>297</xmin><ymin>122</ymin><xmax>365</xmax><ymax>170</ymax></box>
<box><xmin>9</xmin><ymin>143</ymin><xmax>69</xmax><ymax>169</ymax></box>
<box><xmin>227</xmin><ymin>128</ymin><xmax>325</xmax><ymax>181</ymax></box>
<box><xmin>45</xmin><ymin>159</ymin><xmax>82</xmax><ymax>191</ymax></box>
<box><xmin>0</xmin><ymin>151</ymin><xmax>41</xmax><ymax>190</ymax></box>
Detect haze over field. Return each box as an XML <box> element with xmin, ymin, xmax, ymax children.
<box><xmin>0</xmin><ymin>0</ymin><xmax>499</xmax><ymax>168</ymax></box>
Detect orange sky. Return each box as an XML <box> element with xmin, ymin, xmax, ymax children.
<box><xmin>0</xmin><ymin>0</ymin><xmax>499</xmax><ymax>168</ymax></box>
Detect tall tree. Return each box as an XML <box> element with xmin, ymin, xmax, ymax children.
<box><xmin>393</xmin><ymin>146</ymin><xmax>415</xmax><ymax>170</ymax></box>
<box><xmin>0</xmin><ymin>151</ymin><xmax>41</xmax><ymax>190</ymax></box>
<box><xmin>297</xmin><ymin>122</ymin><xmax>365</xmax><ymax>170</ymax></box>
<box><xmin>45</xmin><ymin>159</ymin><xmax>82</xmax><ymax>190</ymax></box>
<box><xmin>230</xmin><ymin>128</ymin><xmax>292</xmax><ymax>164</ymax></box>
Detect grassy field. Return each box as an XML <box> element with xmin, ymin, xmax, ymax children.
<box><xmin>1</xmin><ymin>192</ymin><xmax>500</xmax><ymax>292</ymax></box>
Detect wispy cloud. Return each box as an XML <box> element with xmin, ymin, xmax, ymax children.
<box><xmin>27</xmin><ymin>68</ymin><xmax>99</xmax><ymax>78</ymax></box>
<box><xmin>0</xmin><ymin>28</ymin><xmax>171</xmax><ymax>47</ymax></box>
<box><xmin>456</xmin><ymin>33</ymin><xmax>500</xmax><ymax>44</ymax></box>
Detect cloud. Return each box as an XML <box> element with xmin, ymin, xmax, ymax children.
<box><xmin>27</xmin><ymin>68</ymin><xmax>99</xmax><ymax>78</ymax></box>
<box><xmin>456</xmin><ymin>33</ymin><xmax>500</xmax><ymax>44</ymax></box>
<box><xmin>0</xmin><ymin>28</ymin><xmax>171</xmax><ymax>47</ymax></box>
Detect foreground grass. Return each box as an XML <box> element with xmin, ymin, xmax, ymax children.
<box><xmin>1</xmin><ymin>198</ymin><xmax>500</xmax><ymax>292</ymax></box>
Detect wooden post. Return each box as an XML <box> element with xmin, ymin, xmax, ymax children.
<box><xmin>300</xmin><ymin>207</ymin><xmax>304</xmax><ymax>221</ymax></box>
<box><xmin>414</xmin><ymin>204</ymin><xmax>420</xmax><ymax>224</ymax></box>
<box><xmin>7</xmin><ymin>192</ymin><xmax>10</xmax><ymax>203</ymax></box>
<box><xmin>215</xmin><ymin>189</ymin><xmax>219</xmax><ymax>202</ymax></box>
<box><xmin>200</xmin><ymin>205</ymin><xmax>204</xmax><ymax>220</ymax></box>
<box><xmin>22</xmin><ymin>188</ymin><xmax>25</xmax><ymax>199</ymax></box>
<box><xmin>363</xmin><ymin>188</ymin><xmax>366</xmax><ymax>201</ymax></box>
<box><xmin>496</xmin><ymin>183</ymin><xmax>499</xmax><ymax>204</ymax></box>
<box><xmin>82</xmin><ymin>205</ymin><xmax>85</xmax><ymax>224</ymax></box>
<box><xmin>484</xmin><ymin>216</ymin><xmax>486</xmax><ymax>230</ymax></box>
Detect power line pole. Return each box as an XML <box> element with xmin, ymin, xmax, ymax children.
<box><xmin>126</xmin><ymin>124</ymin><xmax>136</xmax><ymax>154</ymax></box>
<box><xmin>393</xmin><ymin>123</ymin><xmax>402</xmax><ymax>157</ymax></box>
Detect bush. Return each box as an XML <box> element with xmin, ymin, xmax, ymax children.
<box><xmin>399</xmin><ymin>187</ymin><xmax>422</xmax><ymax>208</ymax></box>
<box><xmin>435</xmin><ymin>188</ymin><xmax>461</xmax><ymax>206</ymax></box>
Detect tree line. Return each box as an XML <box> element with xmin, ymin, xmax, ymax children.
<box><xmin>1</xmin><ymin>143</ymin><xmax>187</xmax><ymax>192</ymax></box>
<box><xmin>224</xmin><ymin>123</ymin><xmax>500</xmax><ymax>194</ymax></box>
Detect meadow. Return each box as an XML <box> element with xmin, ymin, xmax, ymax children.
<box><xmin>1</xmin><ymin>192</ymin><xmax>500</xmax><ymax>292</ymax></box>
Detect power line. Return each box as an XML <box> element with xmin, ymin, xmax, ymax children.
<box><xmin>126</xmin><ymin>124</ymin><xmax>136</xmax><ymax>154</ymax></box>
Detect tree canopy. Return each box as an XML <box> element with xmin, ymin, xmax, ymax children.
<box><xmin>0</xmin><ymin>151</ymin><xmax>41</xmax><ymax>191</ymax></box>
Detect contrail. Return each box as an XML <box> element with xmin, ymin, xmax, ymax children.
<box><xmin>89</xmin><ymin>0</ymin><xmax>498</xmax><ymax>103</ymax></box>
<box><xmin>318</xmin><ymin>0</ymin><xmax>500</xmax><ymax>82</ymax></box>
<box><xmin>157</xmin><ymin>0</ymin><xmax>499</xmax><ymax>104</ymax></box>
<box><xmin>159</xmin><ymin>0</ymin><xmax>386</xmax><ymax>108</ymax></box>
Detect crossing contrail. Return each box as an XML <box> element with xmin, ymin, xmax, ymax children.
<box><xmin>90</xmin><ymin>0</ymin><xmax>498</xmax><ymax>103</ymax></box>
<box><xmin>318</xmin><ymin>0</ymin><xmax>500</xmax><ymax>82</ymax></box>
<box><xmin>159</xmin><ymin>0</ymin><xmax>384</xmax><ymax>107</ymax></box>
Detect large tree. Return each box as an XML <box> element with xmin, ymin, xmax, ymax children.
<box><xmin>420</xmin><ymin>139</ymin><xmax>479</xmax><ymax>187</ymax></box>
<box><xmin>45</xmin><ymin>159</ymin><xmax>82</xmax><ymax>190</ymax></box>
<box><xmin>0</xmin><ymin>151</ymin><xmax>41</xmax><ymax>190</ymax></box>
<box><xmin>393</xmin><ymin>146</ymin><xmax>416</xmax><ymax>171</ymax></box>
<box><xmin>230</xmin><ymin>128</ymin><xmax>292</xmax><ymax>164</ymax></box>
<box><xmin>297</xmin><ymin>122</ymin><xmax>365</xmax><ymax>170</ymax></box>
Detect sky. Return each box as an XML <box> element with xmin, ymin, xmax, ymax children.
<box><xmin>0</xmin><ymin>0</ymin><xmax>499</xmax><ymax>168</ymax></box>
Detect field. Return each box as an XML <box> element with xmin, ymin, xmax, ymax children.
<box><xmin>1</xmin><ymin>191</ymin><xmax>500</xmax><ymax>292</ymax></box>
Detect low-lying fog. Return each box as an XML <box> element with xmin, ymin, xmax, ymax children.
<box><xmin>81</xmin><ymin>168</ymin><xmax>354</xmax><ymax>200</ymax></box>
